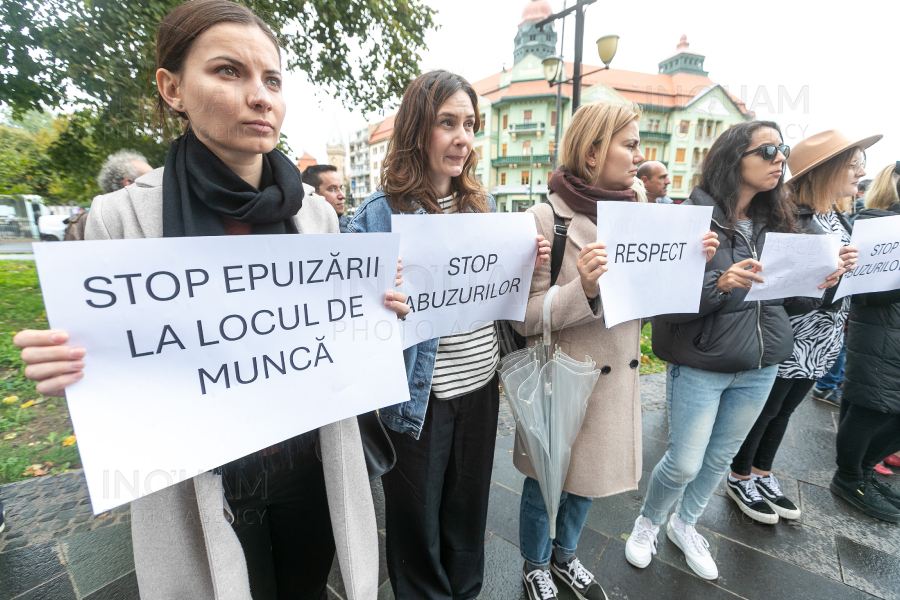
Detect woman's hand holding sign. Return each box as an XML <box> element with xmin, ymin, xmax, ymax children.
<box><xmin>535</xmin><ymin>235</ymin><xmax>551</xmax><ymax>270</ymax></box>
<box><xmin>702</xmin><ymin>231</ymin><xmax>720</xmax><ymax>263</ymax></box>
<box><xmin>385</xmin><ymin>258</ymin><xmax>410</xmax><ymax>319</ymax></box>
<box><xmin>717</xmin><ymin>259</ymin><xmax>765</xmax><ymax>293</ymax></box>
<box><xmin>13</xmin><ymin>330</ymin><xmax>84</xmax><ymax>398</ymax></box>
<box><xmin>818</xmin><ymin>245</ymin><xmax>857</xmax><ymax>290</ymax></box>
<box><xmin>578</xmin><ymin>242</ymin><xmax>608</xmax><ymax>299</ymax></box>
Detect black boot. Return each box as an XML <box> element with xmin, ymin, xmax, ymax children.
<box><xmin>831</xmin><ymin>471</ymin><xmax>900</xmax><ymax>523</ymax></box>
<box><xmin>867</xmin><ymin>470</ymin><xmax>900</xmax><ymax>509</ymax></box>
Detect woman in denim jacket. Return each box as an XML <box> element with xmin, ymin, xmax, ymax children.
<box><xmin>349</xmin><ymin>70</ymin><xmax>549</xmax><ymax>599</ymax></box>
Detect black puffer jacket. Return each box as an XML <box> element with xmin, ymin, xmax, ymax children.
<box><xmin>843</xmin><ymin>202</ymin><xmax>900</xmax><ymax>414</ymax></box>
<box><xmin>652</xmin><ymin>187</ymin><xmax>821</xmax><ymax>374</ymax></box>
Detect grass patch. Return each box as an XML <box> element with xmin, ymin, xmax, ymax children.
<box><xmin>640</xmin><ymin>322</ymin><xmax>666</xmax><ymax>375</ymax></box>
<box><xmin>0</xmin><ymin>261</ymin><xmax>80</xmax><ymax>484</ymax></box>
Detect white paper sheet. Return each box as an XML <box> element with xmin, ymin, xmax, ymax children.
<box><xmin>391</xmin><ymin>213</ymin><xmax>538</xmax><ymax>349</ymax></box>
<box><xmin>33</xmin><ymin>233</ymin><xmax>409</xmax><ymax>513</ymax></box>
<box><xmin>834</xmin><ymin>214</ymin><xmax>900</xmax><ymax>300</ymax></box>
<box><xmin>744</xmin><ymin>232</ymin><xmax>840</xmax><ymax>302</ymax></box>
<box><xmin>596</xmin><ymin>202</ymin><xmax>713</xmax><ymax>328</ymax></box>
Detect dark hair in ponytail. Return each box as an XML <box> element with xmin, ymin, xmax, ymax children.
<box><xmin>155</xmin><ymin>0</ymin><xmax>280</xmax><ymax>135</ymax></box>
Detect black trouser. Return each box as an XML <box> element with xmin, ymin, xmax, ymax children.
<box><xmin>382</xmin><ymin>374</ymin><xmax>500</xmax><ymax>600</ymax></box>
<box><xmin>731</xmin><ymin>377</ymin><xmax>816</xmax><ymax>476</ymax></box>
<box><xmin>223</xmin><ymin>448</ymin><xmax>335</xmax><ymax>600</ymax></box>
<box><xmin>836</xmin><ymin>402</ymin><xmax>900</xmax><ymax>485</ymax></box>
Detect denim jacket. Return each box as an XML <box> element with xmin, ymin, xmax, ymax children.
<box><xmin>347</xmin><ymin>190</ymin><xmax>496</xmax><ymax>439</ymax></box>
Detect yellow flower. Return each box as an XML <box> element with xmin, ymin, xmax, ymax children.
<box><xmin>3</xmin><ymin>433</ymin><xmax>16</xmax><ymax>440</ymax></box>
<box><xmin>20</xmin><ymin>400</ymin><xmax>35</xmax><ymax>408</ymax></box>
<box><xmin>62</xmin><ymin>435</ymin><xmax>77</xmax><ymax>447</ymax></box>
<box><xmin>2</xmin><ymin>396</ymin><xmax>18</xmax><ymax>404</ymax></box>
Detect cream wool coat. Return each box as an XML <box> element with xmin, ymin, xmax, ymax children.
<box><xmin>513</xmin><ymin>192</ymin><xmax>643</xmax><ymax>498</ymax></box>
<box><xmin>84</xmin><ymin>168</ymin><xmax>378</xmax><ymax>600</ymax></box>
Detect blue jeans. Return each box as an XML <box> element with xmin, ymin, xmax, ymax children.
<box><xmin>641</xmin><ymin>363</ymin><xmax>778</xmax><ymax>526</ymax></box>
<box><xmin>815</xmin><ymin>341</ymin><xmax>846</xmax><ymax>391</ymax></box>
<box><xmin>519</xmin><ymin>476</ymin><xmax>593</xmax><ymax>567</ymax></box>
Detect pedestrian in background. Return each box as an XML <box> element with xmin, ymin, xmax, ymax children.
<box><xmin>727</xmin><ymin>130</ymin><xmax>871</xmax><ymax>524</ymax></box>
<box><xmin>628</xmin><ymin>121</ymin><xmax>846</xmax><ymax>581</ymax></box>
<box><xmin>832</xmin><ymin>160</ymin><xmax>900</xmax><ymax>521</ymax></box>
<box><xmin>513</xmin><ymin>101</ymin><xmax>716</xmax><ymax>600</ymax></box>
<box><xmin>13</xmin><ymin>1</ymin><xmax>411</xmax><ymax>598</ymax></box>
<box><xmin>348</xmin><ymin>69</ymin><xmax>550</xmax><ymax>600</ymax></box>
<box><xmin>302</xmin><ymin>164</ymin><xmax>351</xmax><ymax>231</ymax></box>
<box><xmin>637</xmin><ymin>160</ymin><xmax>674</xmax><ymax>204</ymax></box>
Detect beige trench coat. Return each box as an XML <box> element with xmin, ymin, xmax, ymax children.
<box><xmin>84</xmin><ymin>168</ymin><xmax>379</xmax><ymax>600</ymax></box>
<box><xmin>512</xmin><ymin>192</ymin><xmax>642</xmax><ymax>498</ymax></box>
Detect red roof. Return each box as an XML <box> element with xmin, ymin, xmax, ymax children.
<box><xmin>295</xmin><ymin>152</ymin><xmax>317</xmax><ymax>171</ymax></box>
<box><xmin>471</xmin><ymin>61</ymin><xmax>749</xmax><ymax>115</ymax></box>
<box><xmin>369</xmin><ymin>115</ymin><xmax>395</xmax><ymax>144</ymax></box>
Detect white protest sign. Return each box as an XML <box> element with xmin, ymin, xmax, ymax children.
<box><xmin>33</xmin><ymin>233</ymin><xmax>409</xmax><ymax>513</ymax></box>
<box><xmin>744</xmin><ymin>232</ymin><xmax>840</xmax><ymax>302</ymax></box>
<box><xmin>596</xmin><ymin>202</ymin><xmax>713</xmax><ymax>328</ymax></box>
<box><xmin>834</xmin><ymin>214</ymin><xmax>900</xmax><ymax>300</ymax></box>
<box><xmin>392</xmin><ymin>213</ymin><xmax>537</xmax><ymax>349</ymax></box>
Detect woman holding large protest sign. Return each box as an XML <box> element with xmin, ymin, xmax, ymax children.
<box><xmin>13</xmin><ymin>1</ymin><xmax>410</xmax><ymax>598</ymax></box>
<box><xmin>628</xmin><ymin>121</ymin><xmax>848</xmax><ymax>581</ymax></box>
<box><xmin>512</xmin><ymin>101</ymin><xmax>718</xmax><ymax>600</ymax></box>
<box><xmin>832</xmin><ymin>161</ymin><xmax>900</xmax><ymax>522</ymax></box>
<box><xmin>727</xmin><ymin>130</ymin><xmax>874</xmax><ymax>525</ymax></box>
<box><xmin>348</xmin><ymin>69</ymin><xmax>550</xmax><ymax>599</ymax></box>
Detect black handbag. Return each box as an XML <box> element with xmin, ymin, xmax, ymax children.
<box><xmin>497</xmin><ymin>201</ymin><xmax>568</xmax><ymax>358</ymax></box>
<box><xmin>316</xmin><ymin>411</ymin><xmax>397</xmax><ymax>480</ymax></box>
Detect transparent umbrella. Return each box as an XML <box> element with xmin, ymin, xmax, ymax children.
<box><xmin>499</xmin><ymin>286</ymin><xmax>602</xmax><ymax>538</ymax></box>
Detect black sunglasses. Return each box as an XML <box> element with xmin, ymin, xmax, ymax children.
<box><xmin>742</xmin><ymin>144</ymin><xmax>790</xmax><ymax>161</ymax></box>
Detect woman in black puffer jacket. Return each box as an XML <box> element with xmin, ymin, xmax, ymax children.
<box><xmin>832</xmin><ymin>163</ymin><xmax>900</xmax><ymax>522</ymax></box>
<box><xmin>627</xmin><ymin>121</ymin><xmax>847</xmax><ymax>581</ymax></box>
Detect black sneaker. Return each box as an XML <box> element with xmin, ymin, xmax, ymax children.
<box><xmin>754</xmin><ymin>474</ymin><xmax>801</xmax><ymax>520</ymax></box>
<box><xmin>725</xmin><ymin>477</ymin><xmax>779</xmax><ymax>524</ymax></box>
<box><xmin>830</xmin><ymin>472</ymin><xmax>900</xmax><ymax>522</ymax></box>
<box><xmin>523</xmin><ymin>564</ymin><xmax>558</xmax><ymax>600</ymax></box>
<box><xmin>550</xmin><ymin>555</ymin><xmax>608</xmax><ymax>600</ymax></box>
<box><xmin>868</xmin><ymin>470</ymin><xmax>900</xmax><ymax>509</ymax></box>
<box><xmin>811</xmin><ymin>387</ymin><xmax>841</xmax><ymax>407</ymax></box>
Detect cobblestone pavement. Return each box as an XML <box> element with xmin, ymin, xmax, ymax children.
<box><xmin>2</xmin><ymin>372</ymin><xmax>898</xmax><ymax>600</ymax></box>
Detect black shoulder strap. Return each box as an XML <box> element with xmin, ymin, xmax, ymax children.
<box><xmin>543</xmin><ymin>200</ymin><xmax>567</xmax><ymax>287</ymax></box>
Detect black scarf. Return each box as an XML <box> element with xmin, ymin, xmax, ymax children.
<box><xmin>162</xmin><ymin>131</ymin><xmax>304</xmax><ymax>237</ymax></box>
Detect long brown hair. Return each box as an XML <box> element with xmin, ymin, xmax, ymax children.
<box><xmin>788</xmin><ymin>147</ymin><xmax>859</xmax><ymax>214</ymax></box>
<box><xmin>381</xmin><ymin>70</ymin><xmax>489</xmax><ymax>214</ymax></box>
<box><xmin>698</xmin><ymin>121</ymin><xmax>795</xmax><ymax>232</ymax></box>
<box><xmin>155</xmin><ymin>0</ymin><xmax>281</xmax><ymax>136</ymax></box>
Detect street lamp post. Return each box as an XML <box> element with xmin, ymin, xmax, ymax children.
<box><xmin>535</xmin><ymin>0</ymin><xmax>597</xmax><ymax>112</ymax></box>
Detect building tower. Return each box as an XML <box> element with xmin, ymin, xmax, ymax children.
<box><xmin>513</xmin><ymin>0</ymin><xmax>557</xmax><ymax>65</ymax></box>
<box><xmin>325</xmin><ymin>115</ymin><xmax>347</xmax><ymax>182</ymax></box>
<box><xmin>658</xmin><ymin>35</ymin><xmax>708</xmax><ymax>76</ymax></box>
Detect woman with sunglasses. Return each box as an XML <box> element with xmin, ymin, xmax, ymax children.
<box><xmin>831</xmin><ymin>159</ymin><xmax>900</xmax><ymax>521</ymax></box>
<box><xmin>12</xmin><ymin>2</ymin><xmax>409</xmax><ymax>598</ymax></box>
<box><xmin>726</xmin><ymin>130</ymin><xmax>873</xmax><ymax>525</ymax></box>
<box><xmin>625</xmin><ymin>121</ymin><xmax>849</xmax><ymax>580</ymax></box>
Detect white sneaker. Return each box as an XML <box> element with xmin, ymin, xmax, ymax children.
<box><xmin>624</xmin><ymin>515</ymin><xmax>658</xmax><ymax>568</ymax></box>
<box><xmin>666</xmin><ymin>513</ymin><xmax>718</xmax><ymax>580</ymax></box>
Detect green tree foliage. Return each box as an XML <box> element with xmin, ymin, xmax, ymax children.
<box><xmin>0</xmin><ymin>0</ymin><xmax>436</xmax><ymax>202</ymax></box>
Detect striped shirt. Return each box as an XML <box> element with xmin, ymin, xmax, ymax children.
<box><xmin>431</xmin><ymin>194</ymin><xmax>500</xmax><ymax>400</ymax></box>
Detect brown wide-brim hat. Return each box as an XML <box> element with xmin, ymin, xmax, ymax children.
<box><xmin>787</xmin><ymin>129</ymin><xmax>882</xmax><ymax>179</ymax></box>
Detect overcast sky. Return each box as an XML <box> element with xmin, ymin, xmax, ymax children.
<box><xmin>280</xmin><ymin>0</ymin><xmax>897</xmax><ymax>181</ymax></box>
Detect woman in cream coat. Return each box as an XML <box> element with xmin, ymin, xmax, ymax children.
<box><xmin>514</xmin><ymin>102</ymin><xmax>717</xmax><ymax>600</ymax></box>
<box><xmin>13</xmin><ymin>1</ymin><xmax>407</xmax><ymax>598</ymax></box>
